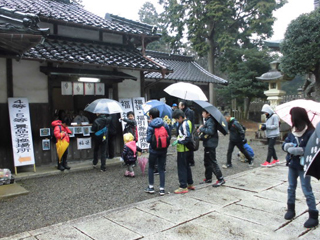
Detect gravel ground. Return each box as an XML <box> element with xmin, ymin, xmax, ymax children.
<box><xmin>0</xmin><ymin>124</ymin><xmax>287</xmax><ymax>238</ymax></box>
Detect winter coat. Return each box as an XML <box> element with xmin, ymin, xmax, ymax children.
<box><xmin>176</xmin><ymin>119</ymin><xmax>192</xmax><ymax>153</ymax></box>
<box><xmin>228</xmin><ymin>117</ymin><xmax>245</xmax><ymax>143</ymax></box>
<box><xmin>122</xmin><ymin>141</ymin><xmax>142</xmax><ymax>165</ymax></box>
<box><xmin>199</xmin><ymin>117</ymin><xmax>219</xmax><ymax>148</ymax></box>
<box><xmin>282</xmin><ymin>128</ymin><xmax>314</xmax><ymax>170</ymax></box>
<box><xmin>92</xmin><ymin>114</ymin><xmax>111</xmax><ymax>139</ymax></box>
<box><xmin>244</xmin><ymin>143</ymin><xmax>254</xmax><ymax>158</ymax></box>
<box><xmin>261</xmin><ymin>104</ymin><xmax>280</xmax><ymax>138</ymax></box>
<box><xmin>123</xmin><ymin>118</ymin><xmax>138</xmax><ymax>142</ymax></box>
<box><xmin>51</xmin><ymin>120</ymin><xmax>71</xmax><ymax>143</ymax></box>
<box><xmin>147</xmin><ymin>117</ymin><xmax>171</xmax><ymax>154</ymax></box>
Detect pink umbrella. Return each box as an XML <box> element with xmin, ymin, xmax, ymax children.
<box><xmin>275</xmin><ymin>99</ymin><xmax>320</xmax><ymax>127</ymax></box>
<box><xmin>138</xmin><ymin>157</ymin><xmax>148</xmax><ymax>176</ymax></box>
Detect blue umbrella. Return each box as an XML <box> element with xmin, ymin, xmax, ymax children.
<box><xmin>142</xmin><ymin>100</ymin><xmax>172</xmax><ymax>126</ymax></box>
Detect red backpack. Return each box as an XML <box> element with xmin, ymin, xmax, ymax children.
<box><xmin>151</xmin><ymin>126</ymin><xmax>170</xmax><ymax>150</ymax></box>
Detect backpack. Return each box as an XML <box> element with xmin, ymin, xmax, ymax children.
<box><xmin>95</xmin><ymin>126</ymin><xmax>107</xmax><ymax>137</ymax></box>
<box><xmin>185</xmin><ymin>128</ymin><xmax>200</xmax><ymax>152</ymax></box>
<box><xmin>51</xmin><ymin>125</ymin><xmax>61</xmax><ymax>144</ymax></box>
<box><xmin>151</xmin><ymin>125</ymin><xmax>170</xmax><ymax>150</ymax></box>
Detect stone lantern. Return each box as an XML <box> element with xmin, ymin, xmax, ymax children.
<box><xmin>256</xmin><ymin>61</ymin><xmax>288</xmax><ymax>109</ymax></box>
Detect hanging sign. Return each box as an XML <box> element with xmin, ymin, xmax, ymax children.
<box><xmin>77</xmin><ymin>137</ymin><xmax>92</xmax><ymax>150</ymax></box>
<box><xmin>8</xmin><ymin>98</ymin><xmax>35</xmax><ymax>167</ymax></box>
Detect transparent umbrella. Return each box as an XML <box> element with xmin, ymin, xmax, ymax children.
<box><xmin>84</xmin><ymin>98</ymin><xmax>123</xmax><ymax>114</ymax></box>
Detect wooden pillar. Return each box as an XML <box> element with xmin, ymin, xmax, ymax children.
<box><xmin>6</xmin><ymin>59</ymin><xmax>13</xmax><ymax>97</ymax></box>
<box><xmin>140</xmin><ymin>71</ymin><xmax>145</xmax><ymax>98</ymax></box>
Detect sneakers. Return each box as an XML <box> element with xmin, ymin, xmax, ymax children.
<box><xmin>144</xmin><ymin>187</ymin><xmax>155</xmax><ymax>194</ymax></box>
<box><xmin>212</xmin><ymin>179</ymin><xmax>226</xmax><ymax>187</ymax></box>
<box><xmin>200</xmin><ymin>178</ymin><xmax>212</xmax><ymax>184</ymax></box>
<box><xmin>187</xmin><ymin>184</ymin><xmax>195</xmax><ymax>190</ymax></box>
<box><xmin>100</xmin><ymin>168</ymin><xmax>106</xmax><ymax>172</ymax></box>
<box><xmin>124</xmin><ymin>170</ymin><xmax>130</xmax><ymax>177</ymax></box>
<box><xmin>159</xmin><ymin>189</ymin><xmax>165</xmax><ymax>196</ymax></box>
<box><xmin>93</xmin><ymin>164</ymin><xmax>97</xmax><ymax>169</ymax></box>
<box><xmin>128</xmin><ymin>171</ymin><xmax>135</xmax><ymax>178</ymax></box>
<box><xmin>271</xmin><ymin>159</ymin><xmax>280</xmax><ymax>165</ymax></box>
<box><xmin>248</xmin><ymin>161</ymin><xmax>254</xmax><ymax>168</ymax></box>
<box><xmin>261</xmin><ymin>161</ymin><xmax>272</xmax><ymax>167</ymax></box>
<box><xmin>174</xmin><ymin>188</ymin><xmax>189</xmax><ymax>194</ymax></box>
<box><xmin>222</xmin><ymin>164</ymin><xmax>232</xmax><ymax>169</ymax></box>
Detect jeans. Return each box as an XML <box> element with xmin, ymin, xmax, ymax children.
<box><xmin>287</xmin><ymin>167</ymin><xmax>317</xmax><ymax>211</ymax></box>
<box><xmin>187</xmin><ymin>150</ymin><xmax>194</xmax><ymax>165</ymax></box>
<box><xmin>266</xmin><ymin>137</ymin><xmax>278</xmax><ymax>162</ymax></box>
<box><xmin>177</xmin><ymin>152</ymin><xmax>193</xmax><ymax>188</ymax></box>
<box><xmin>204</xmin><ymin>147</ymin><xmax>223</xmax><ymax>180</ymax></box>
<box><xmin>93</xmin><ymin>137</ymin><xmax>107</xmax><ymax>170</ymax></box>
<box><xmin>148</xmin><ymin>152</ymin><xmax>166</xmax><ymax>189</ymax></box>
<box><xmin>227</xmin><ymin>141</ymin><xmax>252</xmax><ymax>165</ymax></box>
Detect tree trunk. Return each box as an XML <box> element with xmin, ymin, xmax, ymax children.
<box><xmin>244</xmin><ymin>97</ymin><xmax>251</xmax><ymax>120</ymax></box>
<box><xmin>314</xmin><ymin>67</ymin><xmax>320</xmax><ymax>102</ymax></box>
<box><xmin>207</xmin><ymin>38</ymin><xmax>217</xmax><ymax>106</ymax></box>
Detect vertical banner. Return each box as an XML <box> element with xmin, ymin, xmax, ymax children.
<box><xmin>132</xmin><ymin>97</ymin><xmax>149</xmax><ymax>149</ymax></box>
<box><xmin>119</xmin><ymin>98</ymin><xmax>134</xmax><ymax>131</ymax></box>
<box><xmin>8</xmin><ymin>98</ymin><xmax>35</xmax><ymax>167</ymax></box>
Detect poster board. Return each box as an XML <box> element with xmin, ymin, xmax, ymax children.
<box><xmin>119</xmin><ymin>98</ymin><xmax>134</xmax><ymax>131</ymax></box>
<box><xmin>132</xmin><ymin>97</ymin><xmax>149</xmax><ymax>149</ymax></box>
<box><xmin>8</xmin><ymin>98</ymin><xmax>36</xmax><ymax>173</ymax></box>
<box><xmin>77</xmin><ymin>137</ymin><xmax>92</xmax><ymax>150</ymax></box>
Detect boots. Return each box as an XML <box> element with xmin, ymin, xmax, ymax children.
<box><xmin>63</xmin><ymin>159</ymin><xmax>71</xmax><ymax>170</ymax></box>
<box><xmin>284</xmin><ymin>203</ymin><xmax>296</xmax><ymax>220</ymax></box>
<box><xmin>57</xmin><ymin>163</ymin><xmax>65</xmax><ymax>171</ymax></box>
<box><xmin>304</xmin><ymin>210</ymin><xmax>319</xmax><ymax>228</ymax></box>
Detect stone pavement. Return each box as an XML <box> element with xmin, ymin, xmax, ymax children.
<box><xmin>2</xmin><ymin>162</ymin><xmax>320</xmax><ymax>240</ymax></box>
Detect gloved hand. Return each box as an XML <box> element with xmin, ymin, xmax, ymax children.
<box><xmin>283</xmin><ymin>142</ymin><xmax>295</xmax><ymax>152</ymax></box>
<box><xmin>171</xmin><ymin>140</ymin><xmax>178</xmax><ymax>146</ymax></box>
<box><xmin>260</xmin><ymin>124</ymin><xmax>266</xmax><ymax>131</ymax></box>
<box><xmin>287</xmin><ymin>147</ymin><xmax>304</xmax><ymax>156</ymax></box>
<box><xmin>242</xmin><ymin>138</ymin><xmax>247</xmax><ymax>144</ymax></box>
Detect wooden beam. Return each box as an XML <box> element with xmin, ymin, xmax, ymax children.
<box><xmin>6</xmin><ymin>58</ymin><xmax>13</xmax><ymax>97</ymax></box>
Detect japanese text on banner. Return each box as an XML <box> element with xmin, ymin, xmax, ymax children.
<box><xmin>132</xmin><ymin>97</ymin><xmax>149</xmax><ymax>149</ymax></box>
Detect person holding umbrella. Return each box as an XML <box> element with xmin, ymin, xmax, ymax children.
<box><xmin>92</xmin><ymin>113</ymin><xmax>112</xmax><ymax>172</ymax></box>
<box><xmin>282</xmin><ymin>107</ymin><xmax>318</xmax><ymax>228</ymax></box>
<box><xmin>179</xmin><ymin>100</ymin><xmax>195</xmax><ymax>166</ymax></box>
<box><xmin>197</xmin><ymin>110</ymin><xmax>225</xmax><ymax>187</ymax></box>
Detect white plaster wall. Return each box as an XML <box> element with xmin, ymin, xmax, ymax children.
<box><xmin>0</xmin><ymin>58</ymin><xmax>7</xmax><ymax>103</ymax></box>
<box><xmin>118</xmin><ymin>70</ymin><xmax>141</xmax><ymax>99</ymax></box>
<box><xmin>13</xmin><ymin>60</ymin><xmax>48</xmax><ymax>103</ymax></box>
<box><xmin>58</xmin><ymin>25</ymin><xmax>99</xmax><ymax>41</ymax></box>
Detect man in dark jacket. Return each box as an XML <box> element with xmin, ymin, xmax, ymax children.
<box><xmin>179</xmin><ymin>100</ymin><xmax>195</xmax><ymax>166</ymax></box>
<box><xmin>223</xmin><ymin>112</ymin><xmax>253</xmax><ymax>168</ymax></box>
<box><xmin>92</xmin><ymin>113</ymin><xmax>111</xmax><ymax>172</ymax></box>
<box><xmin>198</xmin><ymin>110</ymin><xmax>225</xmax><ymax>187</ymax></box>
<box><xmin>144</xmin><ymin>108</ymin><xmax>171</xmax><ymax>196</ymax></box>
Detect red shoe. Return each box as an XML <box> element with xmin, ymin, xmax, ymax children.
<box><xmin>261</xmin><ymin>161</ymin><xmax>271</xmax><ymax>167</ymax></box>
<box><xmin>271</xmin><ymin>159</ymin><xmax>280</xmax><ymax>165</ymax></box>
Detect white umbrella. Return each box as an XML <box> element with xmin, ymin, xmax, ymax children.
<box><xmin>164</xmin><ymin>82</ymin><xmax>208</xmax><ymax>101</ymax></box>
<box><xmin>84</xmin><ymin>98</ymin><xmax>123</xmax><ymax>114</ymax></box>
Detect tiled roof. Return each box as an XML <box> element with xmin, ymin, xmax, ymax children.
<box><xmin>145</xmin><ymin>51</ymin><xmax>228</xmax><ymax>85</ymax></box>
<box><xmin>23</xmin><ymin>38</ymin><xmax>171</xmax><ymax>72</ymax></box>
<box><xmin>0</xmin><ymin>0</ymin><xmax>159</xmax><ymax>37</ymax></box>
<box><xmin>0</xmin><ymin>6</ymin><xmax>49</xmax><ymax>55</ymax></box>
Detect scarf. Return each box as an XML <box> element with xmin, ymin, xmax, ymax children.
<box><xmin>292</xmin><ymin>126</ymin><xmax>308</xmax><ymax>138</ymax></box>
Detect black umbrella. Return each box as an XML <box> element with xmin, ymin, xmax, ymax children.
<box><xmin>304</xmin><ymin>122</ymin><xmax>320</xmax><ymax>180</ymax></box>
<box><xmin>193</xmin><ymin>100</ymin><xmax>228</xmax><ymax>135</ymax></box>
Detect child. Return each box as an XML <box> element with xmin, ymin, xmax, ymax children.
<box><xmin>197</xmin><ymin>110</ymin><xmax>225</xmax><ymax>187</ymax></box>
<box><xmin>238</xmin><ymin>142</ymin><xmax>255</xmax><ymax>163</ymax></box>
<box><xmin>145</xmin><ymin>108</ymin><xmax>171</xmax><ymax>196</ymax></box>
<box><xmin>122</xmin><ymin>133</ymin><xmax>142</xmax><ymax>177</ymax></box>
<box><xmin>282</xmin><ymin>107</ymin><xmax>318</xmax><ymax>228</ymax></box>
<box><xmin>223</xmin><ymin>112</ymin><xmax>253</xmax><ymax>168</ymax></box>
<box><xmin>120</xmin><ymin>111</ymin><xmax>138</xmax><ymax>142</ymax></box>
<box><xmin>260</xmin><ymin>104</ymin><xmax>280</xmax><ymax>167</ymax></box>
<box><xmin>171</xmin><ymin>109</ymin><xmax>194</xmax><ymax>194</ymax></box>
